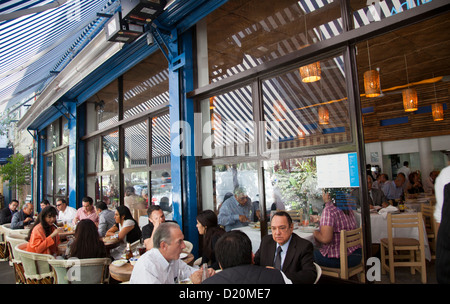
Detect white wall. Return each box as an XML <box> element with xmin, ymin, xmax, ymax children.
<box><xmin>365</xmin><ymin>135</ymin><xmax>450</xmax><ymax>176</ymax></box>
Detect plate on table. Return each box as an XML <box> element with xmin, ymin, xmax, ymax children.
<box><xmin>112</xmin><ymin>259</ymin><xmax>128</xmax><ymax>267</ymax></box>
<box><xmin>180</xmin><ymin>253</ymin><xmax>188</xmax><ymax>259</ymax></box>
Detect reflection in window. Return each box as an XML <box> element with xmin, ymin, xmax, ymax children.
<box><xmin>85</xmin><ymin>79</ymin><xmax>119</xmax><ymax>133</ymax></box>
<box><xmin>103</xmin><ymin>131</ymin><xmax>119</xmax><ymax>171</ymax></box>
<box><xmin>203</xmin><ymin>0</ymin><xmax>342</xmax><ymax>85</ymax></box>
<box><xmin>151</xmin><ymin>170</ymin><xmax>172</xmax><ymax>219</ymax></box>
<box><xmin>86</xmin><ymin>176</ymin><xmax>100</xmax><ymax>205</ymax></box>
<box><xmin>103</xmin><ymin>175</ymin><xmax>119</xmax><ymax>209</ymax></box>
<box><xmin>262</xmin><ymin>53</ymin><xmax>350</xmax><ymax>151</ymax></box>
<box><xmin>123</xmin><ymin>51</ymin><xmax>169</xmax><ymax>119</ymax></box>
<box><xmin>86</xmin><ymin>138</ymin><xmax>101</xmax><ymax>173</ymax></box>
<box><xmin>54</xmin><ymin>150</ymin><xmax>67</xmax><ymax>201</ymax></box>
<box><xmin>45</xmin><ymin>155</ymin><xmax>53</xmax><ymax>204</ymax></box>
<box><xmin>201</xmin><ymin>163</ymin><xmax>259</xmax><ymax>213</ymax></box>
<box><xmin>124</xmin><ymin>171</ymin><xmax>149</xmax><ymax>219</ymax></box>
<box><xmin>264</xmin><ymin>157</ymin><xmax>359</xmax><ymax>223</ymax></box>
<box><xmin>46</xmin><ymin>120</ymin><xmax>60</xmax><ymax>151</ymax></box>
<box><xmin>202</xmin><ymin>86</ymin><xmax>255</xmax><ymax>159</ymax></box>
<box><xmin>152</xmin><ymin>114</ymin><xmax>170</xmax><ymax>165</ymax></box>
<box><xmin>125</xmin><ymin>121</ymin><xmax>148</xmax><ymax>168</ymax></box>
<box><xmin>350</xmin><ymin>0</ymin><xmax>433</xmax><ymax>29</ymax></box>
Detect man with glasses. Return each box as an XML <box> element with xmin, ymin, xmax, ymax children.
<box><xmin>218</xmin><ymin>187</ymin><xmax>259</xmax><ymax>232</ymax></box>
<box><xmin>254</xmin><ymin>211</ymin><xmax>316</xmax><ymax>284</ymax></box>
<box><xmin>56</xmin><ymin>198</ymin><xmax>77</xmax><ymax>224</ymax></box>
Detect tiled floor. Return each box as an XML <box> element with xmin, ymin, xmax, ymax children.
<box><xmin>0</xmin><ymin>258</ymin><xmax>439</xmax><ymax>284</ymax></box>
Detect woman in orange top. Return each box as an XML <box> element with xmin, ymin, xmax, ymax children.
<box><xmin>26</xmin><ymin>206</ymin><xmax>64</xmax><ymax>255</ymax></box>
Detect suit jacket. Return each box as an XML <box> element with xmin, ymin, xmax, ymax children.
<box><xmin>369</xmin><ymin>188</ymin><xmax>387</xmax><ymax>207</ymax></box>
<box><xmin>254</xmin><ymin>233</ymin><xmax>316</xmax><ymax>284</ymax></box>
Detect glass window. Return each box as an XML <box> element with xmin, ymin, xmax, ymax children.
<box><xmin>123</xmin><ymin>51</ymin><xmax>169</xmax><ymax>119</ymax></box>
<box><xmin>86</xmin><ymin>175</ymin><xmax>100</xmax><ymax>204</ymax></box>
<box><xmin>151</xmin><ymin>169</ymin><xmax>173</xmax><ymax>219</ymax></box>
<box><xmin>350</xmin><ymin>0</ymin><xmax>434</xmax><ymax>29</ymax></box>
<box><xmin>54</xmin><ymin>149</ymin><xmax>67</xmax><ymax>202</ymax></box>
<box><xmin>124</xmin><ymin>171</ymin><xmax>149</xmax><ymax>214</ymax></box>
<box><xmin>46</xmin><ymin>120</ymin><xmax>60</xmax><ymax>151</ymax></box>
<box><xmin>86</xmin><ymin>137</ymin><xmax>101</xmax><ymax>173</ymax></box>
<box><xmin>86</xmin><ymin>79</ymin><xmax>119</xmax><ymax>134</ymax></box>
<box><xmin>262</xmin><ymin>53</ymin><xmax>351</xmax><ymax>152</ymax></box>
<box><xmin>201</xmin><ymin>85</ymin><xmax>255</xmax><ymax>159</ymax></box>
<box><xmin>44</xmin><ymin>155</ymin><xmax>53</xmax><ymax>204</ymax></box>
<box><xmin>264</xmin><ymin>156</ymin><xmax>359</xmax><ymax>224</ymax></box>
<box><xmin>103</xmin><ymin>131</ymin><xmax>119</xmax><ymax>172</ymax></box>
<box><xmin>201</xmin><ymin>0</ymin><xmax>342</xmax><ymax>86</ymax></box>
<box><xmin>125</xmin><ymin>121</ymin><xmax>148</xmax><ymax>168</ymax></box>
<box><xmin>152</xmin><ymin>114</ymin><xmax>171</xmax><ymax>165</ymax></box>
<box><xmin>62</xmin><ymin>116</ymin><xmax>69</xmax><ymax>145</ymax></box>
<box><xmin>200</xmin><ymin>162</ymin><xmax>258</xmax><ymax>214</ymax></box>
<box><xmin>103</xmin><ymin>175</ymin><xmax>120</xmax><ymax>209</ymax></box>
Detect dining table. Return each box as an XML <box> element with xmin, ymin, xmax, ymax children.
<box><xmin>404</xmin><ymin>193</ymin><xmax>435</xmax><ymax>212</ymax></box>
<box><xmin>108</xmin><ymin>252</ymin><xmax>195</xmax><ymax>282</ymax></box>
<box><xmin>232</xmin><ymin>223</ymin><xmax>317</xmax><ymax>253</ymax></box>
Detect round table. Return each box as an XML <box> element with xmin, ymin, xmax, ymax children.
<box><xmin>109</xmin><ymin>252</ymin><xmax>195</xmax><ymax>282</ymax></box>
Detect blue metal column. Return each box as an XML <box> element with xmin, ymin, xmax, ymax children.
<box><xmin>180</xmin><ymin>28</ymin><xmax>198</xmax><ymax>256</ymax></box>
<box><xmin>67</xmin><ymin>102</ymin><xmax>78</xmax><ymax>208</ymax></box>
<box><xmin>168</xmin><ymin>27</ymin><xmax>183</xmax><ymax>227</ymax></box>
<box><xmin>37</xmin><ymin>129</ymin><xmax>46</xmax><ymax>207</ymax></box>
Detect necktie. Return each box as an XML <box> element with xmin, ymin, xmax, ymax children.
<box><xmin>274</xmin><ymin>246</ymin><xmax>282</xmax><ymax>270</ymax></box>
<box><xmin>369</xmin><ymin>190</ymin><xmax>373</xmax><ymax>205</ymax></box>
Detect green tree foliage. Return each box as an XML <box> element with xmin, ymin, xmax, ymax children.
<box><xmin>0</xmin><ymin>153</ymin><xmax>30</xmax><ymax>196</ymax></box>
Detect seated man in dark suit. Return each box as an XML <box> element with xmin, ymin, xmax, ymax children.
<box><xmin>367</xmin><ymin>175</ymin><xmax>389</xmax><ymax>209</ymax></box>
<box><xmin>254</xmin><ymin>211</ymin><xmax>316</xmax><ymax>284</ymax></box>
<box><xmin>0</xmin><ymin>199</ymin><xmax>19</xmax><ymax>225</ymax></box>
<box><xmin>202</xmin><ymin>230</ymin><xmax>291</xmax><ymax>284</ymax></box>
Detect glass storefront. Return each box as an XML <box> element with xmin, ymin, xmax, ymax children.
<box><xmin>83</xmin><ymin>50</ymin><xmax>171</xmax><ymax>212</ymax></box>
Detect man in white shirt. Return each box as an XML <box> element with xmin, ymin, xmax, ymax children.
<box><xmin>56</xmin><ymin>198</ymin><xmax>77</xmax><ymax>224</ymax></box>
<box><xmin>130</xmin><ymin>222</ymin><xmax>210</xmax><ymax>284</ymax></box>
<box><xmin>434</xmin><ymin>165</ymin><xmax>450</xmax><ymax>224</ymax></box>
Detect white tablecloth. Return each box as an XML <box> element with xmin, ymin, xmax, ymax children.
<box><xmin>404</xmin><ymin>197</ymin><xmax>432</xmax><ymax>212</ymax></box>
<box><xmin>356</xmin><ymin>211</ymin><xmax>431</xmax><ymax>261</ymax></box>
<box><xmin>233</xmin><ymin>225</ymin><xmax>315</xmax><ymax>253</ymax></box>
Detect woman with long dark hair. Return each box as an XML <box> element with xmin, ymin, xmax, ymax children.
<box><xmin>68</xmin><ymin>219</ymin><xmax>107</xmax><ymax>259</ymax></box>
<box><xmin>106</xmin><ymin>205</ymin><xmax>141</xmax><ymax>259</ymax></box>
<box><xmin>26</xmin><ymin>206</ymin><xmax>63</xmax><ymax>255</ymax></box>
<box><xmin>196</xmin><ymin>210</ymin><xmax>225</xmax><ymax>270</ymax></box>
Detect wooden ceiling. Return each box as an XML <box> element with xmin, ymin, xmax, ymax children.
<box><xmin>205</xmin><ymin>0</ymin><xmax>450</xmax><ymax>143</ymax></box>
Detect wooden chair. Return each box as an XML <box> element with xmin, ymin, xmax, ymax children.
<box><xmin>0</xmin><ymin>224</ymin><xmax>8</xmax><ymax>261</ymax></box>
<box><xmin>5</xmin><ymin>235</ymin><xmax>27</xmax><ymax>284</ymax></box>
<box><xmin>286</xmin><ymin>210</ymin><xmax>301</xmax><ymax>222</ymax></box>
<box><xmin>421</xmin><ymin>204</ymin><xmax>437</xmax><ymax>259</ymax></box>
<box><xmin>321</xmin><ymin>227</ymin><xmax>366</xmax><ymax>282</ymax></box>
<box><xmin>48</xmin><ymin>257</ymin><xmax>111</xmax><ymax>284</ymax></box>
<box><xmin>313</xmin><ymin>262</ymin><xmax>322</xmax><ymax>284</ymax></box>
<box><xmin>15</xmin><ymin>243</ymin><xmax>55</xmax><ymax>284</ymax></box>
<box><xmin>380</xmin><ymin>212</ymin><xmax>426</xmax><ymax>284</ymax></box>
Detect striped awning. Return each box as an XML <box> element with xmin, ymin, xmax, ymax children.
<box><xmin>0</xmin><ymin>0</ymin><xmax>120</xmax><ymax>115</ymax></box>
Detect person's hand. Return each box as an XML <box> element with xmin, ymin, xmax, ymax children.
<box><xmin>24</xmin><ymin>217</ymin><xmax>33</xmax><ymax>223</ymax></box>
<box><xmin>50</xmin><ymin>227</ymin><xmax>64</xmax><ymax>238</ymax></box>
<box><xmin>239</xmin><ymin>215</ymin><xmax>249</xmax><ymax>223</ymax></box>
<box><xmin>190</xmin><ymin>269</ymin><xmax>203</xmax><ymax>284</ymax></box>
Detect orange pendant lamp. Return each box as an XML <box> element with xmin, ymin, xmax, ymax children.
<box><xmin>364</xmin><ymin>69</ymin><xmax>381</xmax><ymax>97</ymax></box>
<box><xmin>299</xmin><ymin>61</ymin><xmax>321</xmax><ymax>83</ymax></box>
<box><xmin>297</xmin><ymin>128</ymin><xmax>305</xmax><ymax>139</ymax></box>
<box><xmin>363</xmin><ymin>41</ymin><xmax>381</xmax><ymax>97</ymax></box>
<box><xmin>318</xmin><ymin>106</ymin><xmax>329</xmax><ymax>125</ymax></box>
<box><xmin>432</xmin><ymin>103</ymin><xmax>444</xmax><ymax>121</ymax></box>
<box><xmin>402</xmin><ymin>54</ymin><xmax>418</xmax><ymax>112</ymax></box>
<box><xmin>402</xmin><ymin>88</ymin><xmax>418</xmax><ymax>112</ymax></box>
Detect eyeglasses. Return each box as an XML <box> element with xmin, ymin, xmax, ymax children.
<box><xmin>56</xmin><ymin>204</ymin><xmax>62</xmax><ymax>207</ymax></box>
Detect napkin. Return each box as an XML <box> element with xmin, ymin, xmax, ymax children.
<box><xmin>378</xmin><ymin>205</ymin><xmax>399</xmax><ymax>219</ymax></box>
